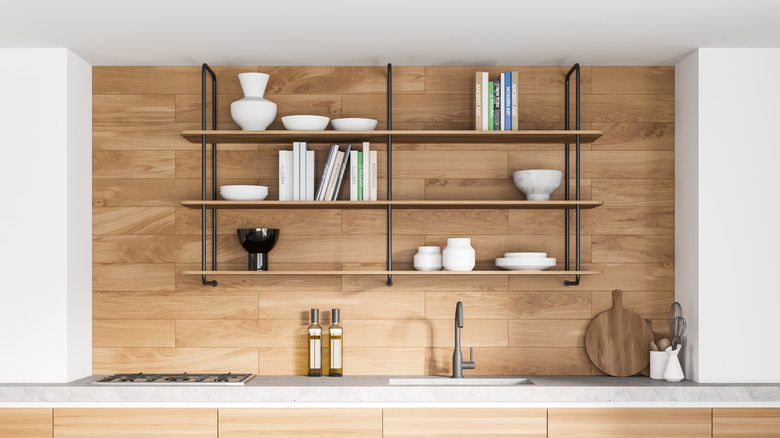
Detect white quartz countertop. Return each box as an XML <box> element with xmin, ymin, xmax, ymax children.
<box><xmin>2</xmin><ymin>375</ymin><xmax>780</xmax><ymax>407</ymax></box>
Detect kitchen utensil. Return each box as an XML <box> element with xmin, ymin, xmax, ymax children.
<box><xmin>331</xmin><ymin>117</ymin><xmax>378</xmax><ymax>130</ymax></box>
<box><xmin>585</xmin><ymin>289</ymin><xmax>654</xmax><ymax>377</ymax></box>
<box><xmin>219</xmin><ymin>185</ymin><xmax>268</xmax><ymax>201</ymax></box>
<box><xmin>657</xmin><ymin>337</ymin><xmax>671</xmax><ymax>351</ymax></box>
<box><xmin>512</xmin><ymin>169</ymin><xmax>563</xmax><ymax>201</ymax></box>
<box><xmin>672</xmin><ymin>316</ymin><xmax>687</xmax><ymax>350</ymax></box>
<box><xmin>650</xmin><ymin>341</ymin><xmax>659</xmax><ymax>351</ymax></box>
<box><xmin>669</xmin><ymin>302</ymin><xmax>682</xmax><ymax>339</ymax></box>
<box><xmin>495</xmin><ymin>257</ymin><xmax>556</xmax><ymax>271</ymax></box>
<box><xmin>281</xmin><ymin>115</ymin><xmax>330</xmax><ymax>130</ymax></box>
<box><xmin>237</xmin><ymin>228</ymin><xmax>280</xmax><ymax>271</ymax></box>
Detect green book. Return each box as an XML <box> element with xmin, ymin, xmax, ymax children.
<box><xmin>487</xmin><ymin>81</ymin><xmax>494</xmax><ymax>131</ymax></box>
<box><xmin>357</xmin><ymin>151</ymin><xmax>363</xmax><ymax>200</ymax></box>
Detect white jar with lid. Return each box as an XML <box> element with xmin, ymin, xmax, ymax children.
<box><xmin>442</xmin><ymin>238</ymin><xmax>475</xmax><ymax>271</ymax></box>
<box><xmin>414</xmin><ymin>246</ymin><xmax>443</xmax><ymax>271</ymax></box>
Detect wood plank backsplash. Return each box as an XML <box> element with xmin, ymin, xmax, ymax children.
<box><xmin>92</xmin><ymin>66</ymin><xmax>675</xmax><ymax>375</ymax></box>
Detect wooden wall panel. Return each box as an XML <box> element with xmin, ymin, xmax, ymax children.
<box><xmin>54</xmin><ymin>408</ymin><xmax>216</xmax><ymax>438</ymax></box>
<box><xmin>93</xmin><ymin>65</ymin><xmax>674</xmax><ymax>375</ymax></box>
<box><xmin>548</xmin><ymin>408</ymin><xmax>711</xmax><ymax>437</ymax></box>
<box><xmin>383</xmin><ymin>408</ymin><xmax>547</xmax><ymax>438</ymax></box>
<box><xmin>218</xmin><ymin>408</ymin><xmax>382</xmax><ymax>438</ymax></box>
<box><xmin>0</xmin><ymin>409</ymin><xmax>52</xmax><ymax>437</ymax></box>
<box><xmin>713</xmin><ymin>408</ymin><xmax>780</xmax><ymax>437</ymax></box>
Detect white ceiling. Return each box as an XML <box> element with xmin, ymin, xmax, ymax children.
<box><xmin>2</xmin><ymin>0</ymin><xmax>779</xmax><ymax>66</ymax></box>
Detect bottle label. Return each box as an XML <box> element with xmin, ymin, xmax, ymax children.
<box><xmin>330</xmin><ymin>339</ymin><xmax>342</xmax><ymax>369</ymax></box>
<box><xmin>309</xmin><ymin>328</ymin><xmax>321</xmax><ymax>369</ymax></box>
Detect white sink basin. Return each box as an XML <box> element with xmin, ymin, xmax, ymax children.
<box><xmin>388</xmin><ymin>377</ymin><xmax>532</xmax><ymax>386</ymax></box>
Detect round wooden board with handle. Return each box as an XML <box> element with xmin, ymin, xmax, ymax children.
<box><xmin>585</xmin><ymin>289</ymin><xmax>654</xmax><ymax>377</ymax></box>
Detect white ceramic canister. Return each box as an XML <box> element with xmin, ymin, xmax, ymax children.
<box><xmin>649</xmin><ymin>350</ymin><xmax>669</xmax><ymax>380</ymax></box>
<box><xmin>230</xmin><ymin>73</ymin><xmax>277</xmax><ymax>130</ymax></box>
<box><xmin>414</xmin><ymin>246</ymin><xmax>443</xmax><ymax>271</ymax></box>
<box><xmin>662</xmin><ymin>345</ymin><xmax>684</xmax><ymax>382</ymax></box>
<box><xmin>442</xmin><ymin>238</ymin><xmax>476</xmax><ymax>271</ymax></box>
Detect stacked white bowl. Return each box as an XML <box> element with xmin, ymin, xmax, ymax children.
<box><xmin>219</xmin><ymin>185</ymin><xmax>268</xmax><ymax>201</ymax></box>
<box><xmin>495</xmin><ymin>252</ymin><xmax>556</xmax><ymax>271</ymax></box>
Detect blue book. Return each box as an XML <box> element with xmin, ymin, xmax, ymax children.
<box><xmin>504</xmin><ymin>72</ymin><xmax>512</xmax><ymax>130</ymax></box>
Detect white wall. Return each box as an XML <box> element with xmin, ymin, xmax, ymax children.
<box><xmin>676</xmin><ymin>48</ymin><xmax>780</xmax><ymax>383</ymax></box>
<box><xmin>0</xmin><ymin>49</ymin><xmax>91</xmax><ymax>382</ymax></box>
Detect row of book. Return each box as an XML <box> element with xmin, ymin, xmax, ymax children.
<box><xmin>474</xmin><ymin>71</ymin><xmax>518</xmax><ymax>131</ymax></box>
<box><xmin>278</xmin><ymin>142</ymin><xmax>378</xmax><ymax>201</ymax></box>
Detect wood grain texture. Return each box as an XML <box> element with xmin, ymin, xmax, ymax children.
<box><xmin>0</xmin><ymin>409</ymin><xmax>52</xmax><ymax>437</ymax></box>
<box><xmin>93</xmin><ymin>66</ymin><xmax>674</xmax><ymax>375</ymax></box>
<box><xmin>713</xmin><ymin>408</ymin><xmax>780</xmax><ymax>437</ymax></box>
<box><xmin>92</xmin><ymin>348</ymin><xmax>258</xmax><ymax>374</ymax></box>
<box><xmin>548</xmin><ymin>408</ymin><xmax>711</xmax><ymax>438</ymax></box>
<box><xmin>585</xmin><ymin>289</ymin><xmax>654</xmax><ymax>377</ymax></box>
<box><xmin>383</xmin><ymin>408</ymin><xmax>547</xmax><ymax>438</ymax></box>
<box><xmin>592</xmin><ymin>290</ymin><xmax>675</xmax><ymax>319</ymax></box>
<box><xmin>54</xmin><ymin>408</ymin><xmax>217</xmax><ymax>438</ymax></box>
<box><xmin>218</xmin><ymin>408</ymin><xmax>382</xmax><ymax>438</ymax></box>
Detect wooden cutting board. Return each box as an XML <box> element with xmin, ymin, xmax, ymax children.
<box><xmin>585</xmin><ymin>289</ymin><xmax>654</xmax><ymax>377</ymax></box>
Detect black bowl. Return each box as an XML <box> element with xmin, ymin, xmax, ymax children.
<box><xmin>237</xmin><ymin>228</ymin><xmax>280</xmax><ymax>271</ymax></box>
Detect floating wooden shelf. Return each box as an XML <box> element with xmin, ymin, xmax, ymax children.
<box><xmin>182</xmin><ymin>270</ymin><xmax>603</xmax><ymax>276</ymax></box>
<box><xmin>181</xmin><ymin>200</ymin><xmax>603</xmax><ymax>209</ymax></box>
<box><xmin>181</xmin><ymin>129</ymin><xmax>602</xmax><ymax>144</ymax></box>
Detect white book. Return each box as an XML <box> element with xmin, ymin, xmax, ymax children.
<box><xmin>349</xmin><ymin>150</ymin><xmax>359</xmax><ymax>201</ymax></box>
<box><xmin>481</xmin><ymin>72</ymin><xmax>488</xmax><ymax>130</ymax></box>
<box><xmin>362</xmin><ymin>141</ymin><xmax>370</xmax><ymax>201</ymax></box>
<box><xmin>324</xmin><ymin>151</ymin><xmax>345</xmax><ymax>201</ymax></box>
<box><xmin>500</xmin><ymin>72</ymin><xmax>505</xmax><ymax>131</ymax></box>
<box><xmin>369</xmin><ymin>150</ymin><xmax>378</xmax><ymax>201</ymax></box>
<box><xmin>292</xmin><ymin>142</ymin><xmax>300</xmax><ymax>201</ymax></box>
<box><xmin>301</xmin><ymin>142</ymin><xmax>308</xmax><ymax>201</ymax></box>
<box><xmin>306</xmin><ymin>149</ymin><xmax>315</xmax><ymax>201</ymax></box>
<box><xmin>278</xmin><ymin>150</ymin><xmax>294</xmax><ymax>201</ymax></box>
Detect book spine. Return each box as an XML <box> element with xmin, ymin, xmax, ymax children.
<box><xmin>306</xmin><ymin>149</ymin><xmax>315</xmax><ymax>201</ymax></box>
<box><xmin>362</xmin><ymin>142</ymin><xmax>370</xmax><ymax>201</ymax></box>
<box><xmin>279</xmin><ymin>150</ymin><xmax>293</xmax><ymax>201</ymax></box>
<box><xmin>493</xmin><ymin>79</ymin><xmax>501</xmax><ymax>131</ymax></box>
<box><xmin>315</xmin><ymin>145</ymin><xmax>336</xmax><ymax>201</ymax></box>
<box><xmin>500</xmin><ymin>73</ymin><xmax>505</xmax><ymax>130</ymax></box>
<box><xmin>504</xmin><ymin>71</ymin><xmax>512</xmax><ymax>130</ymax></box>
<box><xmin>349</xmin><ymin>150</ymin><xmax>359</xmax><ymax>201</ymax></box>
<box><xmin>332</xmin><ymin>144</ymin><xmax>352</xmax><ymax>200</ymax></box>
<box><xmin>511</xmin><ymin>71</ymin><xmax>519</xmax><ymax>131</ymax></box>
<box><xmin>487</xmin><ymin>80</ymin><xmax>494</xmax><ymax>131</ymax></box>
<box><xmin>292</xmin><ymin>142</ymin><xmax>300</xmax><ymax>201</ymax></box>
<box><xmin>357</xmin><ymin>150</ymin><xmax>363</xmax><ymax>201</ymax></box>
<box><xmin>324</xmin><ymin>151</ymin><xmax>344</xmax><ymax>201</ymax></box>
<box><xmin>481</xmin><ymin>72</ymin><xmax>488</xmax><ymax>130</ymax></box>
<box><xmin>369</xmin><ymin>150</ymin><xmax>378</xmax><ymax>201</ymax></box>
<box><xmin>474</xmin><ymin>71</ymin><xmax>482</xmax><ymax>130</ymax></box>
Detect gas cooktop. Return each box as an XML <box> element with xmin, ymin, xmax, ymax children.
<box><xmin>92</xmin><ymin>373</ymin><xmax>255</xmax><ymax>385</ymax></box>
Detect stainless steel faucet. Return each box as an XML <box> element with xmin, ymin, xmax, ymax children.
<box><xmin>452</xmin><ymin>301</ymin><xmax>475</xmax><ymax>378</ymax></box>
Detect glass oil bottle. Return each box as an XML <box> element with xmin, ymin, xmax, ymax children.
<box><xmin>329</xmin><ymin>309</ymin><xmax>343</xmax><ymax>376</ymax></box>
<box><xmin>308</xmin><ymin>309</ymin><xmax>322</xmax><ymax>377</ymax></box>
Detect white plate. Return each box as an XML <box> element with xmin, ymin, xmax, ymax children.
<box><xmin>504</xmin><ymin>252</ymin><xmax>547</xmax><ymax>259</ymax></box>
<box><xmin>495</xmin><ymin>258</ymin><xmax>556</xmax><ymax>271</ymax></box>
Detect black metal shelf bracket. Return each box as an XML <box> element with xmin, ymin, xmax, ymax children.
<box><xmin>201</xmin><ymin>63</ymin><xmax>218</xmax><ymax>287</ymax></box>
<box><xmin>563</xmin><ymin>63</ymin><xmax>581</xmax><ymax>287</ymax></box>
<box><xmin>386</xmin><ymin>63</ymin><xmax>394</xmax><ymax>287</ymax></box>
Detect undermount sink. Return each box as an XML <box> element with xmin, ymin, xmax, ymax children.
<box><xmin>388</xmin><ymin>377</ymin><xmax>533</xmax><ymax>386</ymax></box>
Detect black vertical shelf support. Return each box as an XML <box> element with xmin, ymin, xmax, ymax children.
<box><xmin>201</xmin><ymin>63</ymin><xmax>218</xmax><ymax>287</ymax></box>
<box><xmin>386</xmin><ymin>63</ymin><xmax>394</xmax><ymax>287</ymax></box>
<box><xmin>563</xmin><ymin>63</ymin><xmax>581</xmax><ymax>287</ymax></box>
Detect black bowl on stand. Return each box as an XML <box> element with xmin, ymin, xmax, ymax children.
<box><xmin>237</xmin><ymin>228</ymin><xmax>280</xmax><ymax>271</ymax></box>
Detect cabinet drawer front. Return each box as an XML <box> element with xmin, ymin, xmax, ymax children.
<box><xmin>548</xmin><ymin>408</ymin><xmax>711</xmax><ymax>438</ymax></box>
<box><xmin>714</xmin><ymin>408</ymin><xmax>780</xmax><ymax>437</ymax></box>
<box><xmin>54</xmin><ymin>408</ymin><xmax>216</xmax><ymax>438</ymax></box>
<box><xmin>0</xmin><ymin>409</ymin><xmax>52</xmax><ymax>438</ymax></box>
<box><xmin>218</xmin><ymin>408</ymin><xmax>382</xmax><ymax>438</ymax></box>
<box><xmin>383</xmin><ymin>408</ymin><xmax>547</xmax><ymax>438</ymax></box>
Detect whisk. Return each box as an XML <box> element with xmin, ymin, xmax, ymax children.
<box><xmin>672</xmin><ymin>316</ymin><xmax>686</xmax><ymax>350</ymax></box>
<box><xmin>669</xmin><ymin>301</ymin><xmax>682</xmax><ymax>340</ymax></box>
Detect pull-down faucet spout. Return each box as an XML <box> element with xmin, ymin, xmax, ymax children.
<box><xmin>452</xmin><ymin>301</ymin><xmax>475</xmax><ymax>378</ymax></box>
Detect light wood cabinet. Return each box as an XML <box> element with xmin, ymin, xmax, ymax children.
<box><xmin>53</xmin><ymin>408</ymin><xmax>216</xmax><ymax>438</ymax></box>
<box><xmin>218</xmin><ymin>408</ymin><xmax>382</xmax><ymax>438</ymax></box>
<box><xmin>548</xmin><ymin>408</ymin><xmax>711</xmax><ymax>438</ymax></box>
<box><xmin>383</xmin><ymin>408</ymin><xmax>547</xmax><ymax>438</ymax></box>
<box><xmin>0</xmin><ymin>409</ymin><xmax>52</xmax><ymax>438</ymax></box>
<box><xmin>713</xmin><ymin>408</ymin><xmax>780</xmax><ymax>438</ymax></box>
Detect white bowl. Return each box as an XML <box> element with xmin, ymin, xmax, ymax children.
<box><xmin>331</xmin><ymin>118</ymin><xmax>378</xmax><ymax>131</ymax></box>
<box><xmin>504</xmin><ymin>252</ymin><xmax>547</xmax><ymax>259</ymax></box>
<box><xmin>219</xmin><ymin>185</ymin><xmax>268</xmax><ymax>201</ymax></box>
<box><xmin>495</xmin><ymin>257</ymin><xmax>556</xmax><ymax>271</ymax></box>
<box><xmin>281</xmin><ymin>115</ymin><xmax>330</xmax><ymax>131</ymax></box>
<box><xmin>512</xmin><ymin>169</ymin><xmax>563</xmax><ymax>201</ymax></box>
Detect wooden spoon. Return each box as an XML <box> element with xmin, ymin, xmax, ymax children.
<box><xmin>657</xmin><ymin>338</ymin><xmax>671</xmax><ymax>351</ymax></box>
<box><xmin>650</xmin><ymin>341</ymin><xmax>659</xmax><ymax>351</ymax></box>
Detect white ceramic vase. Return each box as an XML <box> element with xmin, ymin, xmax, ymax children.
<box><xmin>662</xmin><ymin>345</ymin><xmax>684</xmax><ymax>382</ymax></box>
<box><xmin>442</xmin><ymin>238</ymin><xmax>475</xmax><ymax>271</ymax></box>
<box><xmin>414</xmin><ymin>246</ymin><xmax>443</xmax><ymax>271</ymax></box>
<box><xmin>230</xmin><ymin>73</ymin><xmax>277</xmax><ymax>130</ymax></box>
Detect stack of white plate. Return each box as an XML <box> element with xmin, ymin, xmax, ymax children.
<box><xmin>495</xmin><ymin>252</ymin><xmax>556</xmax><ymax>271</ymax></box>
<box><xmin>219</xmin><ymin>185</ymin><xmax>268</xmax><ymax>201</ymax></box>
